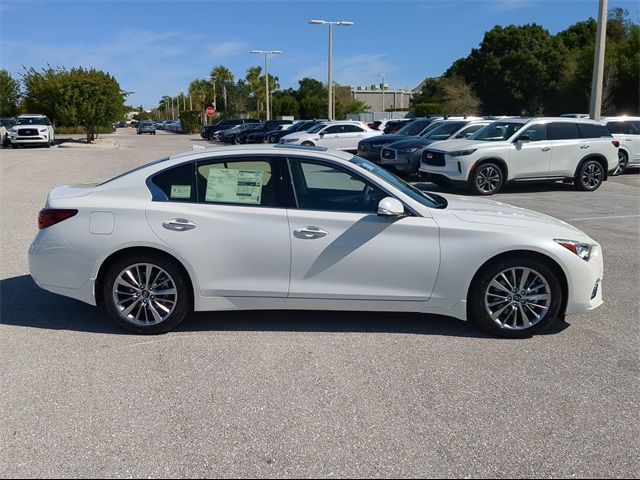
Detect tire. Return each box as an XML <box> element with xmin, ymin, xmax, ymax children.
<box><xmin>301</xmin><ymin>141</ymin><xmax>315</xmax><ymax>147</ymax></box>
<box><xmin>611</xmin><ymin>150</ymin><xmax>628</xmax><ymax>176</ymax></box>
<box><xmin>470</xmin><ymin>162</ymin><xmax>504</xmax><ymax>195</ymax></box>
<box><xmin>102</xmin><ymin>254</ymin><xmax>191</xmax><ymax>334</ymax></box>
<box><xmin>468</xmin><ymin>257</ymin><xmax>563</xmax><ymax>338</ymax></box>
<box><xmin>575</xmin><ymin>159</ymin><xmax>604</xmax><ymax>191</ymax></box>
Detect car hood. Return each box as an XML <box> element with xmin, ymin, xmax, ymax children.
<box><xmin>359</xmin><ymin>134</ymin><xmax>412</xmax><ymax>147</ymax></box>
<box><xmin>385</xmin><ymin>138</ymin><xmax>436</xmax><ymax>150</ymax></box>
<box><xmin>426</xmin><ymin>138</ymin><xmax>509</xmax><ymax>152</ymax></box>
<box><xmin>440</xmin><ymin>193</ymin><xmax>586</xmax><ymax>236</ymax></box>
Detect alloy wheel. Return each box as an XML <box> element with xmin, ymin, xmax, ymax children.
<box><xmin>582</xmin><ymin>163</ymin><xmax>603</xmax><ymax>188</ymax></box>
<box><xmin>484</xmin><ymin>267</ymin><xmax>551</xmax><ymax>330</ymax></box>
<box><xmin>476</xmin><ymin>166</ymin><xmax>501</xmax><ymax>193</ymax></box>
<box><xmin>613</xmin><ymin>152</ymin><xmax>628</xmax><ymax>176</ymax></box>
<box><xmin>112</xmin><ymin>263</ymin><xmax>177</xmax><ymax>326</ymax></box>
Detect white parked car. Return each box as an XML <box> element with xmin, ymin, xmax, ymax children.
<box><xmin>279</xmin><ymin>121</ymin><xmax>381</xmax><ymax>151</ymax></box>
<box><xmin>29</xmin><ymin>144</ymin><xmax>604</xmax><ymax>338</ymax></box>
<box><xmin>419</xmin><ymin>117</ymin><xmax>619</xmax><ymax>194</ymax></box>
<box><xmin>10</xmin><ymin>114</ymin><xmax>55</xmax><ymax>148</ymax></box>
<box><xmin>601</xmin><ymin>116</ymin><xmax>640</xmax><ymax>175</ymax></box>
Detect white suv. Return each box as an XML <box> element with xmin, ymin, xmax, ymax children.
<box><xmin>279</xmin><ymin>121</ymin><xmax>381</xmax><ymax>151</ymax></box>
<box><xmin>601</xmin><ymin>116</ymin><xmax>640</xmax><ymax>175</ymax></box>
<box><xmin>10</xmin><ymin>114</ymin><xmax>55</xmax><ymax>148</ymax></box>
<box><xmin>419</xmin><ymin>117</ymin><xmax>619</xmax><ymax>195</ymax></box>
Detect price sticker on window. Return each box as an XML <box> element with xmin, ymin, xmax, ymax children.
<box><xmin>170</xmin><ymin>185</ymin><xmax>191</xmax><ymax>199</ymax></box>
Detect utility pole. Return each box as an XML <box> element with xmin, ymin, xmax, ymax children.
<box><xmin>250</xmin><ymin>50</ymin><xmax>283</xmax><ymax>121</ymax></box>
<box><xmin>379</xmin><ymin>73</ymin><xmax>386</xmax><ymax>115</ymax></box>
<box><xmin>590</xmin><ymin>0</ymin><xmax>608</xmax><ymax>120</ymax></box>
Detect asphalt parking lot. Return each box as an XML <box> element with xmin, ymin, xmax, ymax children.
<box><xmin>1</xmin><ymin>128</ymin><xmax>639</xmax><ymax>478</ymax></box>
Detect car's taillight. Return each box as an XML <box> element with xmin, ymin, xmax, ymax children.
<box><xmin>38</xmin><ymin>208</ymin><xmax>78</xmax><ymax>229</ymax></box>
<box><xmin>612</xmin><ymin>140</ymin><xmax>620</xmax><ymax>148</ymax></box>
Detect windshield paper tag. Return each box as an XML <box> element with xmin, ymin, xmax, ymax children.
<box><xmin>170</xmin><ymin>185</ymin><xmax>191</xmax><ymax>199</ymax></box>
<box><xmin>205</xmin><ymin>169</ymin><xmax>263</xmax><ymax>204</ymax></box>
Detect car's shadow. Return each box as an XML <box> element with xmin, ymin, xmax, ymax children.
<box><xmin>0</xmin><ymin>275</ymin><xmax>570</xmax><ymax>338</ymax></box>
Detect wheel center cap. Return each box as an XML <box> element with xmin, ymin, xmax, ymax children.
<box><xmin>514</xmin><ymin>294</ymin><xmax>522</xmax><ymax>302</ymax></box>
<box><xmin>142</xmin><ymin>290</ymin><xmax>150</xmax><ymax>298</ymax></box>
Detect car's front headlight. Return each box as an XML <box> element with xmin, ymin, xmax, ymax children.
<box><xmin>554</xmin><ymin>239</ymin><xmax>594</xmax><ymax>261</ymax></box>
<box><xmin>400</xmin><ymin>147</ymin><xmax>420</xmax><ymax>154</ymax></box>
<box><xmin>449</xmin><ymin>149</ymin><xmax>477</xmax><ymax>157</ymax></box>
<box><xmin>39</xmin><ymin>128</ymin><xmax>48</xmax><ymax>133</ymax></box>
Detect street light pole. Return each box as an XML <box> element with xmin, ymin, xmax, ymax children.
<box><xmin>309</xmin><ymin>19</ymin><xmax>354</xmax><ymax>121</ymax></box>
<box><xmin>251</xmin><ymin>50</ymin><xmax>283</xmax><ymax>121</ymax></box>
<box><xmin>590</xmin><ymin>0</ymin><xmax>608</xmax><ymax>120</ymax></box>
<box><xmin>378</xmin><ymin>73</ymin><xmax>385</xmax><ymax>115</ymax></box>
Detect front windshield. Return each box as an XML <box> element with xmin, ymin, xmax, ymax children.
<box><xmin>17</xmin><ymin>117</ymin><xmax>50</xmax><ymax>126</ymax></box>
<box><xmin>396</xmin><ymin>119</ymin><xmax>433</xmax><ymax>136</ymax></box>
<box><xmin>307</xmin><ymin>123</ymin><xmax>328</xmax><ymax>134</ymax></box>
<box><xmin>350</xmin><ymin>156</ymin><xmax>446</xmax><ymax>209</ymax></box>
<box><xmin>423</xmin><ymin>122</ymin><xmax>467</xmax><ymax>140</ymax></box>
<box><xmin>470</xmin><ymin>122</ymin><xmax>525</xmax><ymax>141</ymax></box>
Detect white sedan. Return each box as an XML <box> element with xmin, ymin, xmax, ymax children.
<box><xmin>279</xmin><ymin>121</ymin><xmax>381</xmax><ymax>151</ymax></box>
<box><xmin>29</xmin><ymin>144</ymin><xmax>604</xmax><ymax>337</ymax></box>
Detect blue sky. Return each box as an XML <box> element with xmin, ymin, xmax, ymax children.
<box><xmin>1</xmin><ymin>0</ymin><xmax>636</xmax><ymax>108</ymax></box>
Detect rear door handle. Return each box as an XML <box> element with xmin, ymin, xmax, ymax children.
<box><xmin>162</xmin><ymin>218</ymin><xmax>197</xmax><ymax>231</ymax></box>
<box><xmin>624</xmin><ymin>137</ymin><xmax>633</xmax><ymax>141</ymax></box>
<box><xmin>294</xmin><ymin>226</ymin><xmax>328</xmax><ymax>239</ymax></box>
<box><xmin>541</xmin><ymin>147</ymin><xmax>551</xmax><ymax>152</ymax></box>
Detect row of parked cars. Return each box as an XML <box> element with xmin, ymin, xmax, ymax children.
<box><xmin>199</xmin><ymin>115</ymin><xmax>638</xmax><ymax>195</ymax></box>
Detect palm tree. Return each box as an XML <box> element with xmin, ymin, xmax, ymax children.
<box><xmin>158</xmin><ymin>95</ymin><xmax>172</xmax><ymax>120</ymax></box>
<box><xmin>210</xmin><ymin>65</ymin><xmax>234</xmax><ymax>112</ymax></box>
<box><xmin>246</xmin><ymin>66</ymin><xmax>263</xmax><ymax>111</ymax></box>
<box><xmin>189</xmin><ymin>79</ymin><xmax>213</xmax><ymax>121</ymax></box>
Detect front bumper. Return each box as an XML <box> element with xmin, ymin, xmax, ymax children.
<box><xmin>357</xmin><ymin>145</ymin><xmax>384</xmax><ymax>163</ymax></box>
<box><xmin>11</xmin><ymin>135</ymin><xmax>49</xmax><ymax>144</ymax></box>
<box><xmin>563</xmin><ymin>243</ymin><xmax>604</xmax><ymax>315</ymax></box>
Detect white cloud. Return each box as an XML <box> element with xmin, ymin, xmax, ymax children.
<box><xmin>207</xmin><ymin>41</ymin><xmax>248</xmax><ymax>59</ymax></box>
<box><xmin>295</xmin><ymin>53</ymin><xmax>395</xmax><ymax>88</ymax></box>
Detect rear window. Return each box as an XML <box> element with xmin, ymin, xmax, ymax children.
<box><xmin>548</xmin><ymin>122</ymin><xmax>580</xmax><ymax>140</ymax></box>
<box><xmin>578</xmin><ymin>123</ymin><xmax>612</xmax><ymax>139</ymax></box>
<box><xmin>151</xmin><ymin>162</ymin><xmax>196</xmax><ymax>202</ymax></box>
<box><xmin>605</xmin><ymin>121</ymin><xmax>640</xmax><ymax>135</ymax></box>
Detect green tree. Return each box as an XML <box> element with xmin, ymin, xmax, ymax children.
<box><xmin>22</xmin><ymin>66</ymin><xmax>64</xmax><ymax>122</ymax></box>
<box><xmin>210</xmin><ymin>65</ymin><xmax>234</xmax><ymax>112</ymax></box>
<box><xmin>437</xmin><ymin>76</ymin><xmax>481</xmax><ymax>116</ymax></box>
<box><xmin>54</xmin><ymin>68</ymin><xmax>127</xmax><ymax>141</ymax></box>
<box><xmin>0</xmin><ymin>69</ymin><xmax>20</xmax><ymax>117</ymax></box>
<box><xmin>335</xmin><ymin>99</ymin><xmax>368</xmax><ymax>120</ymax></box>
<box><xmin>448</xmin><ymin>24</ymin><xmax>568</xmax><ymax>115</ymax></box>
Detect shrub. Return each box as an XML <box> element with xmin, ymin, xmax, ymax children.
<box><xmin>179</xmin><ymin>110</ymin><xmax>201</xmax><ymax>133</ymax></box>
<box><xmin>413</xmin><ymin>103</ymin><xmax>443</xmax><ymax>117</ymax></box>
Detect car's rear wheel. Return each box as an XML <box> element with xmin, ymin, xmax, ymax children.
<box><xmin>611</xmin><ymin>150</ymin><xmax>628</xmax><ymax>176</ymax></box>
<box><xmin>468</xmin><ymin>257</ymin><xmax>563</xmax><ymax>338</ymax></box>
<box><xmin>575</xmin><ymin>159</ymin><xmax>604</xmax><ymax>191</ymax></box>
<box><xmin>103</xmin><ymin>254</ymin><xmax>190</xmax><ymax>334</ymax></box>
<box><xmin>470</xmin><ymin>162</ymin><xmax>503</xmax><ymax>195</ymax></box>
<box><xmin>301</xmin><ymin>141</ymin><xmax>315</xmax><ymax>147</ymax></box>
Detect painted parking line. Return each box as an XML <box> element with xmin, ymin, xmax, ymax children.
<box><xmin>566</xmin><ymin>214</ymin><xmax>640</xmax><ymax>221</ymax></box>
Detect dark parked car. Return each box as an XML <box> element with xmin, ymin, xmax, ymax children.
<box><xmin>236</xmin><ymin>120</ymin><xmax>294</xmax><ymax>144</ymax></box>
<box><xmin>218</xmin><ymin>123</ymin><xmax>260</xmax><ymax>144</ymax></box>
<box><xmin>383</xmin><ymin>119</ymin><xmax>413</xmax><ymax>134</ymax></box>
<box><xmin>265</xmin><ymin>120</ymin><xmax>323</xmax><ymax>143</ymax></box>
<box><xmin>137</xmin><ymin>121</ymin><xmax>156</xmax><ymax>135</ymax></box>
<box><xmin>356</xmin><ymin>117</ymin><xmax>441</xmax><ymax>163</ymax></box>
<box><xmin>201</xmin><ymin>118</ymin><xmax>259</xmax><ymax>140</ymax></box>
<box><xmin>378</xmin><ymin>120</ymin><xmax>490</xmax><ymax>175</ymax></box>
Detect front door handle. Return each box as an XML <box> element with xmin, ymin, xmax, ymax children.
<box><xmin>541</xmin><ymin>147</ymin><xmax>551</xmax><ymax>152</ymax></box>
<box><xmin>162</xmin><ymin>218</ymin><xmax>197</xmax><ymax>231</ymax></box>
<box><xmin>294</xmin><ymin>226</ymin><xmax>328</xmax><ymax>239</ymax></box>
<box><xmin>623</xmin><ymin>137</ymin><xmax>633</xmax><ymax>141</ymax></box>
<box><xmin>580</xmin><ymin>144</ymin><xmax>590</xmax><ymax>149</ymax></box>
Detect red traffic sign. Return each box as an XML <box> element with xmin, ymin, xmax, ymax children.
<box><xmin>206</xmin><ymin>106</ymin><xmax>215</xmax><ymax>116</ymax></box>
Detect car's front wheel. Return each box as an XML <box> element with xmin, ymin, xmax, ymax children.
<box><xmin>301</xmin><ymin>141</ymin><xmax>315</xmax><ymax>147</ymax></box>
<box><xmin>103</xmin><ymin>254</ymin><xmax>191</xmax><ymax>334</ymax></box>
<box><xmin>470</xmin><ymin>162</ymin><xmax>504</xmax><ymax>195</ymax></box>
<box><xmin>468</xmin><ymin>257</ymin><xmax>563</xmax><ymax>338</ymax></box>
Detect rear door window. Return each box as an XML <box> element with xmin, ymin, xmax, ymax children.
<box><xmin>578</xmin><ymin>123</ymin><xmax>612</xmax><ymax>139</ymax></box>
<box><xmin>548</xmin><ymin>122</ymin><xmax>580</xmax><ymax>140</ymax></box>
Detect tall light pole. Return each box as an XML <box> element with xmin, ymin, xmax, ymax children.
<box><xmin>251</xmin><ymin>50</ymin><xmax>283</xmax><ymax>121</ymax></box>
<box><xmin>378</xmin><ymin>73</ymin><xmax>386</xmax><ymax>115</ymax></box>
<box><xmin>590</xmin><ymin>0</ymin><xmax>608</xmax><ymax>120</ymax></box>
<box><xmin>309</xmin><ymin>19</ymin><xmax>354</xmax><ymax>121</ymax></box>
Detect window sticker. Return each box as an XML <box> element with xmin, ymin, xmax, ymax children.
<box><xmin>205</xmin><ymin>168</ymin><xmax>263</xmax><ymax>204</ymax></box>
<box><xmin>170</xmin><ymin>185</ymin><xmax>192</xmax><ymax>199</ymax></box>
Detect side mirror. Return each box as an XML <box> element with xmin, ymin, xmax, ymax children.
<box><xmin>319</xmin><ymin>132</ymin><xmax>325</xmax><ymax>138</ymax></box>
<box><xmin>378</xmin><ymin>197</ymin><xmax>406</xmax><ymax>218</ymax></box>
<box><xmin>517</xmin><ymin>134</ymin><xmax>531</xmax><ymax>143</ymax></box>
